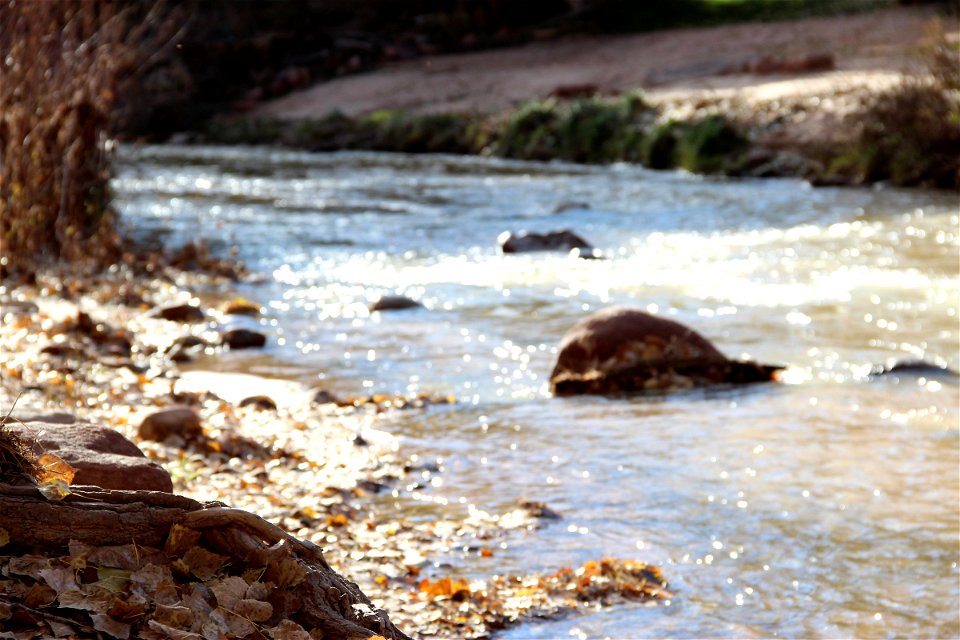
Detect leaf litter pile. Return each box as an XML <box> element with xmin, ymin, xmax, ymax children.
<box><xmin>0</xmin><ymin>267</ymin><xmax>671</xmax><ymax>638</ymax></box>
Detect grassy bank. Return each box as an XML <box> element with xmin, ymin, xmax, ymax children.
<box><xmin>205</xmin><ymin>70</ymin><xmax>960</xmax><ymax>190</ymax></box>
<box><xmin>206</xmin><ymin>96</ymin><xmax>753</xmax><ymax>175</ymax></box>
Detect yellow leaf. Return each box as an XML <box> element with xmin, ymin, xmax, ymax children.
<box><xmin>38</xmin><ymin>453</ymin><xmax>75</xmax><ymax>485</ymax></box>
<box><xmin>0</xmin><ymin>528</ymin><xmax>8</xmax><ymax>548</ymax></box>
<box><xmin>326</xmin><ymin>513</ymin><xmax>349</xmax><ymax>527</ymax></box>
<box><xmin>38</xmin><ymin>478</ymin><xmax>72</xmax><ymax>501</ymax></box>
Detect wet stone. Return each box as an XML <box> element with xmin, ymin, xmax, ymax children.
<box><xmin>311</xmin><ymin>389</ymin><xmax>341</xmax><ymax>405</ymax></box>
<box><xmin>156</xmin><ymin>304</ymin><xmax>206</xmax><ymax>323</ymax></box>
<box><xmin>239</xmin><ymin>395</ymin><xmax>278</xmax><ymax>411</ymax></box>
<box><xmin>223</xmin><ymin>298</ymin><xmax>262</xmax><ymax>316</ymax></box>
<box><xmin>550</xmin><ymin>307</ymin><xmax>782</xmax><ymax>396</ymax></box>
<box><xmin>369</xmin><ymin>295</ymin><xmax>422</xmax><ymax>312</ymax></box>
<box><xmin>499</xmin><ymin>229</ymin><xmax>592</xmax><ymax>253</ymax></box>
<box><xmin>221</xmin><ymin>328</ymin><xmax>267</xmax><ymax>350</ymax></box>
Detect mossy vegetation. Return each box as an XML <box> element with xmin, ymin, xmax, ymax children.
<box><xmin>816</xmin><ymin>27</ymin><xmax>960</xmax><ymax>189</ymax></box>
<box><xmin>205</xmin><ymin>29</ymin><xmax>960</xmax><ymax>192</ymax></box>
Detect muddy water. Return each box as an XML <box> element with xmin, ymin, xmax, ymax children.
<box><xmin>115</xmin><ymin>145</ymin><xmax>959</xmax><ymax>639</ymax></box>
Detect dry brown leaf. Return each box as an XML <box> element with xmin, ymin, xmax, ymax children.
<box><xmin>269</xmin><ymin>619</ymin><xmax>312</xmax><ymax>640</ymax></box>
<box><xmin>91</xmin><ymin>613</ymin><xmax>131</xmax><ymax>639</ymax></box>
<box><xmin>234</xmin><ymin>598</ymin><xmax>273</xmax><ymax>622</ymax></box>
<box><xmin>0</xmin><ymin>527</ymin><xmax>9</xmax><ymax>548</ymax></box>
<box><xmin>265</xmin><ymin>556</ymin><xmax>306</xmax><ymax>588</ymax></box>
<box><xmin>108</xmin><ymin>597</ymin><xmax>146</xmax><ymax>624</ymax></box>
<box><xmin>146</xmin><ymin>620</ymin><xmax>203</xmax><ymax>640</ymax></box>
<box><xmin>152</xmin><ymin>603</ymin><xmax>195</xmax><ymax>629</ymax></box>
<box><xmin>59</xmin><ymin>587</ymin><xmax>113</xmax><ymax>613</ymax></box>
<box><xmin>200</xmin><ymin>609</ymin><xmax>232</xmax><ymax>639</ymax></box>
<box><xmin>23</xmin><ymin>583</ymin><xmax>56</xmax><ymax>608</ymax></box>
<box><xmin>182</xmin><ymin>546</ymin><xmax>228</xmax><ymax>581</ymax></box>
<box><xmin>244</xmin><ymin>580</ymin><xmax>269</xmax><ymax>601</ymax></box>
<box><xmin>87</xmin><ymin>545</ymin><xmax>141</xmax><ymax>571</ymax></box>
<box><xmin>131</xmin><ymin>564</ymin><xmax>179</xmax><ymax>605</ymax></box>
<box><xmin>7</xmin><ymin>556</ymin><xmax>51</xmax><ymax>579</ymax></box>
<box><xmin>210</xmin><ymin>575</ymin><xmax>248</xmax><ymax>610</ymax></box>
<box><xmin>39</xmin><ymin>566</ymin><xmax>79</xmax><ymax>596</ymax></box>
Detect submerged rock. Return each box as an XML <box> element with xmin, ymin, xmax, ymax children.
<box><xmin>569</xmin><ymin>247</ymin><xmax>605</xmax><ymax>260</ymax></box>
<box><xmin>239</xmin><ymin>395</ymin><xmax>278</xmax><ymax>410</ymax></box>
<box><xmin>869</xmin><ymin>359</ymin><xmax>959</xmax><ymax>379</ymax></box>
<box><xmin>166</xmin><ymin>334</ymin><xmax>211</xmax><ymax>362</ymax></box>
<box><xmin>221</xmin><ymin>328</ymin><xmax>267</xmax><ymax>349</ymax></box>
<box><xmin>156</xmin><ymin>303</ymin><xmax>206</xmax><ymax>323</ymax></box>
<box><xmin>550</xmin><ymin>307</ymin><xmax>782</xmax><ymax>396</ymax></box>
<box><xmin>499</xmin><ymin>230</ymin><xmax>591</xmax><ymax>254</ymax></box>
<box><xmin>6</xmin><ymin>421</ymin><xmax>173</xmax><ymax>492</ymax></box>
<box><xmin>223</xmin><ymin>297</ymin><xmax>262</xmax><ymax>316</ymax></box>
<box><xmin>370</xmin><ymin>295</ymin><xmax>422</xmax><ymax>312</ymax></box>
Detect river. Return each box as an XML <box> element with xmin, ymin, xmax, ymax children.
<box><xmin>115</xmin><ymin>145</ymin><xmax>959</xmax><ymax>639</ymax></box>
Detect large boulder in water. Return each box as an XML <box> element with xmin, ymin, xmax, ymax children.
<box><xmin>550</xmin><ymin>307</ymin><xmax>782</xmax><ymax>396</ymax></box>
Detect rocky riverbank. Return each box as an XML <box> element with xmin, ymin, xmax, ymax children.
<box><xmin>202</xmin><ymin>6</ymin><xmax>959</xmax><ymax>190</ymax></box>
<box><xmin>0</xmin><ymin>262</ymin><xmax>669</xmax><ymax>638</ymax></box>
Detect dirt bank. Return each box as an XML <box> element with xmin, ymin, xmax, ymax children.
<box><xmin>254</xmin><ymin>6</ymin><xmax>941</xmax><ymax>119</ymax></box>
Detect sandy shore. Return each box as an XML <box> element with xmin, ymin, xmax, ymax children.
<box><xmin>254</xmin><ymin>6</ymin><xmax>941</xmax><ymax>120</ymax></box>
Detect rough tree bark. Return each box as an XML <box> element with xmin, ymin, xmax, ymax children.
<box><xmin>0</xmin><ymin>484</ymin><xmax>412</xmax><ymax>640</ymax></box>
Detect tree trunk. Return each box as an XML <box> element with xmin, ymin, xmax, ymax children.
<box><xmin>0</xmin><ymin>483</ymin><xmax>412</xmax><ymax>640</ymax></box>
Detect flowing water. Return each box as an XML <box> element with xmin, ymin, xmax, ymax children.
<box><xmin>115</xmin><ymin>145</ymin><xmax>959</xmax><ymax>639</ymax></box>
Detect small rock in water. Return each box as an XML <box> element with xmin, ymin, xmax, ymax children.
<box><xmin>552</xmin><ymin>201</ymin><xmax>590</xmax><ymax>214</ymax></box>
<box><xmin>139</xmin><ymin>406</ymin><xmax>203</xmax><ymax>443</ymax></box>
<box><xmin>518</xmin><ymin>500</ymin><xmax>563</xmax><ymax>520</ymax></box>
<box><xmin>221</xmin><ymin>328</ymin><xmax>267</xmax><ymax>349</ymax></box>
<box><xmin>239</xmin><ymin>395</ymin><xmax>277</xmax><ymax>411</ymax></box>
<box><xmin>370</xmin><ymin>295</ymin><xmax>422</xmax><ymax>312</ymax></box>
<box><xmin>499</xmin><ymin>229</ymin><xmax>592</xmax><ymax>254</ymax></box>
<box><xmin>223</xmin><ymin>297</ymin><xmax>262</xmax><ymax>316</ymax></box>
<box><xmin>311</xmin><ymin>389</ymin><xmax>341</xmax><ymax>405</ymax></box>
<box><xmin>870</xmin><ymin>359</ymin><xmax>958</xmax><ymax>379</ymax></box>
<box><xmin>569</xmin><ymin>247</ymin><xmax>605</xmax><ymax>260</ymax></box>
<box><xmin>155</xmin><ymin>304</ymin><xmax>206</xmax><ymax>323</ymax></box>
<box><xmin>166</xmin><ymin>334</ymin><xmax>210</xmax><ymax>362</ymax></box>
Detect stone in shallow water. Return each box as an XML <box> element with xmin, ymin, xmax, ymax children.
<box><xmin>499</xmin><ymin>229</ymin><xmax>591</xmax><ymax>254</ymax></box>
<box><xmin>369</xmin><ymin>295</ymin><xmax>422</xmax><ymax>312</ymax></box>
<box><xmin>550</xmin><ymin>306</ymin><xmax>782</xmax><ymax>396</ymax></box>
<box><xmin>155</xmin><ymin>304</ymin><xmax>206</xmax><ymax>323</ymax></box>
<box><xmin>221</xmin><ymin>328</ymin><xmax>267</xmax><ymax>349</ymax></box>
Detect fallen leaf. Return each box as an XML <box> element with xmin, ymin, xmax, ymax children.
<box><xmin>265</xmin><ymin>556</ymin><xmax>306</xmax><ymax>588</ymax></box>
<box><xmin>234</xmin><ymin>598</ymin><xmax>273</xmax><ymax>622</ymax></box>
<box><xmin>37</xmin><ymin>452</ymin><xmax>75</xmax><ymax>485</ymax></box>
<box><xmin>152</xmin><ymin>603</ymin><xmax>194</xmax><ymax>629</ymax></box>
<box><xmin>165</xmin><ymin>525</ymin><xmax>202</xmax><ymax>557</ymax></box>
<box><xmin>91</xmin><ymin>613</ymin><xmax>131</xmax><ymax>639</ymax></box>
<box><xmin>210</xmin><ymin>575</ymin><xmax>248</xmax><ymax>610</ymax></box>
<box><xmin>38</xmin><ymin>477</ymin><xmax>73</xmax><ymax>501</ymax></box>
<box><xmin>182</xmin><ymin>546</ymin><xmax>228</xmax><ymax>581</ymax></box>
<box><xmin>269</xmin><ymin>620</ymin><xmax>312</xmax><ymax>640</ymax></box>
